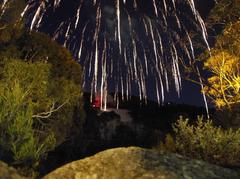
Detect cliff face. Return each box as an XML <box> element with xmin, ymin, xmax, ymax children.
<box><xmin>43</xmin><ymin>147</ymin><xmax>239</xmax><ymax>179</ymax></box>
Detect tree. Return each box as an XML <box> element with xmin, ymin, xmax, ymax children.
<box><xmin>203</xmin><ymin>51</ymin><xmax>240</xmax><ymax>109</ymax></box>
<box><xmin>0</xmin><ymin>60</ymin><xmax>55</xmax><ymax>168</ymax></box>
<box><xmin>0</xmin><ymin>1</ymin><xmax>85</xmax><ymax>176</ymax></box>
<box><xmin>190</xmin><ymin>2</ymin><xmax>240</xmax><ymax>128</ymax></box>
<box><xmin>0</xmin><ymin>59</ymin><xmax>84</xmax><ymax>175</ymax></box>
<box><xmin>202</xmin><ymin>9</ymin><xmax>240</xmax><ymax>108</ymax></box>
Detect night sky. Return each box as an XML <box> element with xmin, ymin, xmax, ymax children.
<box><xmin>24</xmin><ymin>0</ymin><xmax>216</xmax><ymax>107</ymax></box>
<box><xmin>173</xmin><ymin>0</ymin><xmax>215</xmax><ymax>106</ymax></box>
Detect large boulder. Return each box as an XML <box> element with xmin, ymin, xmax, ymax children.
<box><xmin>43</xmin><ymin>147</ymin><xmax>239</xmax><ymax>179</ymax></box>
<box><xmin>0</xmin><ymin>161</ymin><xmax>26</xmax><ymax>179</ymax></box>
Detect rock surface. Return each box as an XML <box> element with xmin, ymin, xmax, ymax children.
<box><xmin>43</xmin><ymin>147</ymin><xmax>239</xmax><ymax>179</ymax></box>
<box><xmin>0</xmin><ymin>161</ymin><xmax>26</xmax><ymax>179</ymax></box>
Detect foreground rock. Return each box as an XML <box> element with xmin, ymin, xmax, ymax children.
<box><xmin>0</xmin><ymin>161</ymin><xmax>26</xmax><ymax>179</ymax></box>
<box><xmin>43</xmin><ymin>147</ymin><xmax>239</xmax><ymax>179</ymax></box>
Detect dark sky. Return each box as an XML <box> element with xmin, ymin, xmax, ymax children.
<box><xmin>165</xmin><ymin>0</ymin><xmax>215</xmax><ymax>106</ymax></box>
<box><xmin>141</xmin><ymin>0</ymin><xmax>215</xmax><ymax>106</ymax></box>
<box><xmin>26</xmin><ymin>0</ymin><xmax>216</xmax><ymax>107</ymax></box>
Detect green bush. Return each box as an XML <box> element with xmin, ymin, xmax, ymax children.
<box><xmin>0</xmin><ymin>59</ymin><xmax>84</xmax><ymax>175</ymax></box>
<box><xmin>0</xmin><ymin>4</ymin><xmax>85</xmax><ymax>176</ymax></box>
<box><xmin>158</xmin><ymin>116</ymin><xmax>240</xmax><ymax>167</ymax></box>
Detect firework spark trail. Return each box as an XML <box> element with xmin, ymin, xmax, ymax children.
<box><xmin>197</xmin><ymin>16</ymin><xmax>211</xmax><ymax>51</ymax></box>
<box><xmin>54</xmin><ymin>0</ymin><xmax>61</xmax><ymax>9</ymax></box>
<box><xmin>185</xmin><ymin>28</ymin><xmax>195</xmax><ymax>59</ymax></box>
<box><xmin>1</xmin><ymin>0</ymin><xmax>8</xmax><ymax>9</ymax></box>
<box><xmin>0</xmin><ymin>0</ymin><xmax>10</xmax><ymax>16</ymax></box>
<box><xmin>133</xmin><ymin>0</ymin><xmax>137</xmax><ymax>9</ymax></box>
<box><xmin>148</xmin><ymin>18</ymin><xmax>158</xmax><ymax>69</ymax></box>
<box><xmin>63</xmin><ymin>22</ymin><xmax>71</xmax><ymax>46</ymax></box>
<box><xmin>174</xmin><ymin>13</ymin><xmax>181</xmax><ymax>29</ymax></box>
<box><xmin>152</xmin><ymin>0</ymin><xmax>158</xmax><ymax>17</ymax></box>
<box><xmin>156</xmin><ymin>29</ymin><xmax>163</xmax><ymax>56</ymax></box>
<box><xmin>172</xmin><ymin>43</ymin><xmax>182</xmax><ymax>88</ymax></box>
<box><xmin>93</xmin><ymin>0</ymin><xmax>97</xmax><ymax>6</ymax></box>
<box><xmin>142</xmin><ymin>47</ymin><xmax>148</xmax><ymax>76</ymax></box>
<box><xmin>127</xmin><ymin>13</ymin><xmax>138</xmax><ymax>79</ymax></box>
<box><xmin>162</xmin><ymin>0</ymin><xmax>167</xmax><ymax>14</ymax></box>
<box><xmin>156</xmin><ymin>79</ymin><xmax>160</xmax><ymax>104</ymax></box>
<box><xmin>164</xmin><ymin>70</ymin><xmax>169</xmax><ymax>92</ymax></box>
<box><xmin>35</xmin><ymin>7</ymin><xmax>46</xmax><ymax>29</ymax></box>
<box><xmin>21</xmin><ymin>4</ymin><xmax>29</xmax><ymax>17</ymax></box>
<box><xmin>116</xmin><ymin>0</ymin><xmax>122</xmax><ymax>54</ymax></box>
<box><xmin>75</xmin><ymin>3</ymin><xmax>82</xmax><ymax>29</ymax></box>
<box><xmin>92</xmin><ymin>5</ymin><xmax>102</xmax><ymax>95</ymax></box>
<box><xmin>171</xmin><ymin>0</ymin><xmax>176</xmax><ymax>10</ymax></box>
<box><xmin>197</xmin><ymin>67</ymin><xmax>210</xmax><ymax>118</ymax></box>
<box><xmin>78</xmin><ymin>23</ymin><xmax>88</xmax><ymax>60</ymax></box>
<box><xmin>187</xmin><ymin>0</ymin><xmax>197</xmax><ymax>18</ymax></box>
<box><xmin>30</xmin><ymin>1</ymin><xmax>45</xmax><ymax>30</ymax></box>
<box><xmin>16</xmin><ymin>0</ymin><xmax>210</xmax><ymax>110</ymax></box>
<box><xmin>93</xmin><ymin>41</ymin><xmax>98</xmax><ymax>94</ymax></box>
<box><xmin>52</xmin><ymin>22</ymin><xmax>64</xmax><ymax>40</ymax></box>
<box><xmin>100</xmin><ymin>39</ymin><xmax>107</xmax><ymax>110</ymax></box>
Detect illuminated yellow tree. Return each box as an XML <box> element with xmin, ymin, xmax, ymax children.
<box><xmin>204</xmin><ymin>51</ymin><xmax>240</xmax><ymax>109</ymax></box>
<box><xmin>202</xmin><ymin>12</ymin><xmax>240</xmax><ymax>110</ymax></box>
<box><xmin>202</xmin><ymin>19</ymin><xmax>240</xmax><ymax>128</ymax></box>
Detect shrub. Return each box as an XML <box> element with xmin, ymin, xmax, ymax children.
<box><xmin>0</xmin><ymin>5</ymin><xmax>85</xmax><ymax>175</ymax></box>
<box><xmin>0</xmin><ymin>59</ymin><xmax>84</xmax><ymax>175</ymax></box>
<box><xmin>158</xmin><ymin>116</ymin><xmax>240</xmax><ymax>167</ymax></box>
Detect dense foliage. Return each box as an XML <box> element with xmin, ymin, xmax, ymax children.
<box><xmin>199</xmin><ymin>1</ymin><xmax>240</xmax><ymax>127</ymax></box>
<box><xmin>203</xmin><ymin>50</ymin><xmax>240</xmax><ymax>109</ymax></box>
<box><xmin>0</xmin><ymin>1</ymin><xmax>85</xmax><ymax>176</ymax></box>
<box><xmin>203</xmin><ymin>15</ymin><xmax>240</xmax><ymax>109</ymax></box>
<box><xmin>0</xmin><ymin>60</ymin><xmax>55</xmax><ymax>165</ymax></box>
<box><xmin>158</xmin><ymin>116</ymin><xmax>240</xmax><ymax>167</ymax></box>
<box><xmin>0</xmin><ymin>58</ymin><xmax>84</xmax><ymax>171</ymax></box>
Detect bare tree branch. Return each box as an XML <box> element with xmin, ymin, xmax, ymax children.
<box><xmin>32</xmin><ymin>101</ymin><xmax>68</xmax><ymax>119</ymax></box>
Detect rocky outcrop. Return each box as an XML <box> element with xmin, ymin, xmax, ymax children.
<box><xmin>0</xmin><ymin>161</ymin><xmax>26</xmax><ymax>179</ymax></box>
<box><xmin>43</xmin><ymin>147</ymin><xmax>239</xmax><ymax>179</ymax></box>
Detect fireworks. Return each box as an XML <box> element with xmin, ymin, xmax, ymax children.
<box><xmin>2</xmin><ymin>0</ymin><xmax>210</xmax><ymax>110</ymax></box>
